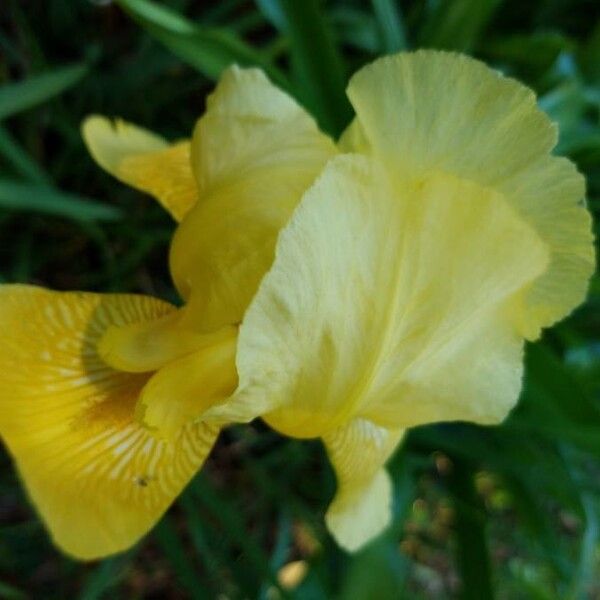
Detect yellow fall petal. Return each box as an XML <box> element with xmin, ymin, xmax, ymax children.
<box><xmin>82</xmin><ymin>116</ymin><xmax>197</xmax><ymax>221</ymax></box>
<box><xmin>0</xmin><ymin>285</ymin><xmax>218</xmax><ymax>559</ymax></box>
<box><xmin>169</xmin><ymin>65</ymin><xmax>336</xmax><ymax>331</ymax></box>
<box><xmin>344</xmin><ymin>50</ymin><xmax>594</xmax><ymax>337</ymax></box>
<box><xmin>323</xmin><ymin>419</ymin><xmax>403</xmax><ymax>551</ymax></box>
<box><xmin>233</xmin><ymin>155</ymin><xmax>549</xmax><ymax>436</ymax></box>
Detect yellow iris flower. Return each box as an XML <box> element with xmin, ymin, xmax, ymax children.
<box><xmin>147</xmin><ymin>52</ymin><xmax>594</xmax><ymax>551</ymax></box>
<box><xmin>0</xmin><ymin>66</ymin><xmax>335</xmax><ymax>559</ymax></box>
<box><xmin>0</xmin><ymin>51</ymin><xmax>593</xmax><ymax>560</ymax></box>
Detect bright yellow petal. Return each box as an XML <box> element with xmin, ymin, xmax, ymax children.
<box><xmin>0</xmin><ymin>285</ymin><xmax>218</xmax><ymax>559</ymax></box>
<box><xmin>97</xmin><ymin>305</ymin><xmax>236</xmax><ymax>374</ymax></box>
<box><xmin>169</xmin><ymin>66</ymin><xmax>336</xmax><ymax>331</ymax></box>
<box><xmin>82</xmin><ymin>116</ymin><xmax>197</xmax><ymax>221</ymax></box>
<box><xmin>345</xmin><ymin>50</ymin><xmax>594</xmax><ymax>337</ymax></box>
<box><xmin>136</xmin><ymin>326</ymin><xmax>238</xmax><ymax>439</ymax></box>
<box><xmin>232</xmin><ymin>156</ymin><xmax>549</xmax><ymax>437</ymax></box>
<box><xmin>323</xmin><ymin>419</ymin><xmax>403</xmax><ymax>551</ymax></box>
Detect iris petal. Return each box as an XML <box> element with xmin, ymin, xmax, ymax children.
<box><xmin>82</xmin><ymin>116</ymin><xmax>197</xmax><ymax>221</ymax></box>
<box><xmin>235</xmin><ymin>156</ymin><xmax>549</xmax><ymax>437</ymax></box>
<box><xmin>345</xmin><ymin>50</ymin><xmax>594</xmax><ymax>337</ymax></box>
<box><xmin>323</xmin><ymin>419</ymin><xmax>403</xmax><ymax>551</ymax></box>
<box><xmin>0</xmin><ymin>286</ymin><xmax>218</xmax><ymax>559</ymax></box>
<box><xmin>169</xmin><ymin>66</ymin><xmax>336</xmax><ymax>331</ymax></box>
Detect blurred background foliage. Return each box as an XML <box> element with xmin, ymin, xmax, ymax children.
<box><xmin>0</xmin><ymin>0</ymin><xmax>599</xmax><ymax>598</ymax></box>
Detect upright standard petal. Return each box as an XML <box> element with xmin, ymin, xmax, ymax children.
<box><xmin>0</xmin><ymin>286</ymin><xmax>218</xmax><ymax>559</ymax></box>
<box><xmin>82</xmin><ymin>116</ymin><xmax>197</xmax><ymax>221</ymax></box>
<box><xmin>344</xmin><ymin>50</ymin><xmax>594</xmax><ymax>338</ymax></box>
<box><xmin>169</xmin><ymin>66</ymin><xmax>336</xmax><ymax>331</ymax></box>
<box><xmin>234</xmin><ymin>156</ymin><xmax>549</xmax><ymax>436</ymax></box>
<box><xmin>323</xmin><ymin>419</ymin><xmax>404</xmax><ymax>551</ymax></box>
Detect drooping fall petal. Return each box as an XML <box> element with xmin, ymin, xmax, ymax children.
<box><xmin>344</xmin><ymin>50</ymin><xmax>594</xmax><ymax>338</ymax></box>
<box><xmin>82</xmin><ymin>116</ymin><xmax>197</xmax><ymax>221</ymax></box>
<box><xmin>169</xmin><ymin>66</ymin><xmax>336</xmax><ymax>331</ymax></box>
<box><xmin>323</xmin><ymin>419</ymin><xmax>404</xmax><ymax>551</ymax></box>
<box><xmin>0</xmin><ymin>286</ymin><xmax>218</xmax><ymax>559</ymax></box>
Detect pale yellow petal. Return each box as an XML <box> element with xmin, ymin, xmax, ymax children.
<box><xmin>82</xmin><ymin>115</ymin><xmax>197</xmax><ymax>221</ymax></box>
<box><xmin>346</xmin><ymin>50</ymin><xmax>557</xmax><ymax>184</ymax></box>
<box><xmin>345</xmin><ymin>50</ymin><xmax>594</xmax><ymax>337</ymax></box>
<box><xmin>501</xmin><ymin>156</ymin><xmax>594</xmax><ymax>338</ymax></box>
<box><xmin>169</xmin><ymin>66</ymin><xmax>336</xmax><ymax>331</ymax></box>
<box><xmin>0</xmin><ymin>285</ymin><xmax>218</xmax><ymax>559</ymax></box>
<box><xmin>233</xmin><ymin>156</ymin><xmax>549</xmax><ymax>436</ymax></box>
<box><xmin>323</xmin><ymin>419</ymin><xmax>403</xmax><ymax>551</ymax></box>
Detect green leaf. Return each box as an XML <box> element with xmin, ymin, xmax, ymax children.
<box><xmin>410</xmin><ymin>423</ymin><xmax>586</xmax><ymax>512</ymax></box>
<box><xmin>371</xmin><ymin>0</ymin><xmax>407</xmax><ymax>53</ymax></box>
<box><xmin>0</xmin><ymin>63</ymin><xmax>88</xmax><ymax>121</ymax></box>
<box><xmin>116</xmin><ymin>0</ymin><xmax>288</xmax><ymax>86</ymax></box>
<box><xmin>447</xmin><ymin>457</ymin><xmax>494</xmax><ymax>600</ymax></box>
<box><xmin>502</xmin><ymin>474</ymin><xmax>570</xmax><ymax>580</ymax></box>
<box><xmin>562</xmin><ymin>445</ymin><xmax>600</xmax><ymax>599</ymax></box>
<box><xmin>79</xmin><ymin>552</ymin><xmax>135</xmax><ymax>600</ymax></box>
<box><xmin>483</xmin><ymin>32</ymin><xmax>572</xmax><ymax>74</ymax></box>
<box><xmin>509</xmin><ymin>343</ymin><xmax>600</xmax><ymax>453</ymax></box>
<box><xmin>0</xmin><ymin>179</ymin><xmax>122</xmax><ymax>222</ymax></box>
<box><xmin>187</xmin><ymin>475</ymin><xmax>292</xmax><ymax>599</ymax></box>
<box><xmin>0</xmin><ymin>580</ymin><xmax>26</xmax><ymax>600</ymax></box>
<box><xmin>153</xmin><ymin>516</ymin><xmax>208</xmax><ymax>600</ymax></box>
<box><xmin>419</xmin><ymin>0</ymin><xmax>503</xmax><ymax>52</ymax></box>
<box><xmin>339</xmin><ymin>542</ymin><xmax>411</xmax><ymax>600</ymax></box>
<box><xmin>338</xmin><ymin>449</ymin><xmax>416</xmax><ymax>600</ymax></box>
<box><xmin>177</xmin><ymin>492</ymin><xmax>226</xmax><ymax>596</ymax></box>
<box><xmin>539</xmin><ymin>81</ymin><xmax>600</xmax><ymax>155</ymax></box>
<box><xmin>0</xmin><ymin>126</ymin><xmax>49</xmax><ymax>184</ymax></box>
<box><xmin>277</xmin><ymin>0</ymin><xmax>353</xmax><ymax>136</ymax></box>
<box><xmin>329</xmin><ymin>7</ymin><xmax>380</xmax><ymax>54</ymax></box>
<box><xmin>255</xmin><ymin>0</ymin><xmax>287</xmax><ymax>32</ymax></box>
<box><xmin>578</xmin><ymin>21</ymin><xmax>600</xmax><ymax>84</ymax></box>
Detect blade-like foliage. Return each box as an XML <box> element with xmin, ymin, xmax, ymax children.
<box><xmin>116</xmin><ymin>0</ymin><xmax>288</xmax><ymax>86</ymax></box>
<box><xmin>0</xmin><ymin>179</ymin><xmax>122</xmax><ymax>221</ymax></box>
<box><xmin>0</xmin><ymin>63</ymin><xmax>88</xmax><ymax>121</ymax></box>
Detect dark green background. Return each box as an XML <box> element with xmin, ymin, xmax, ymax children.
<box><xmin>0</xmin><ymin>0</ymin><xmax>599</xmax><ymax>598</ymax></box>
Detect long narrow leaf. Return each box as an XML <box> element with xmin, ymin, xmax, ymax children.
<box><xmin>419</xmin><ymin>0</ymin><xmax>503</xmax><ymax>52</ymax></box>
<box><xmin>0</xmin><ymin>126</ymin><xmax>49</xmax><ymax>184</ymax></box>
<box><xmin>0</xmin><ymin>179</ymin><xmax>122</xmax><ymax>222</ymax></box>
<box><xmin>153</xmin><ymin>516</ymin><xmax>208</xmax><ymax>600</ymax></box>
<box><xmin>371</xmin><ymin>0</ymin><xmax>407</xmax><ymax>52</ymax></box>
<box><xmin>79</xmin><ymin>552</ymin><xmax>135</xmax><ymax>600</ymax></box>
<box><xmin>0</xmin><ymin>63</ymin><xmax>88</xmax><ymax>120</ymax></box>
<box><xmin>255</xmin><ymin>0</ymin><xmax>287</xmax><ymax>32</ymax></box>
<box><xmin>116</xmin><ymin>0</ymin><xmax>288</xmax><ymax>86</ymax></box>
<box><xmin>278</xmin><ymin>0</ymin><xmax>352</xmax><ymax>136</ymax></box>
<box><xmin>188</xmin><ymin>476</ymin><xmax>292</xmax><ymax>599</ymax></box>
